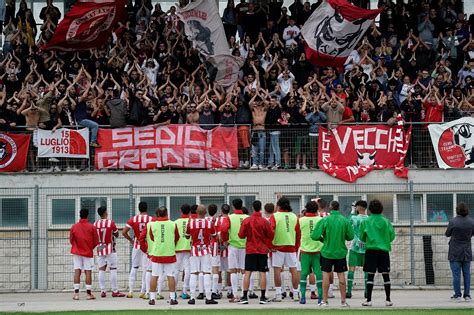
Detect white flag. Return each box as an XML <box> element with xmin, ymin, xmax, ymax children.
<box><xmin>37</xmin><ymin>128</ymin><xmax>89</xmax><ymax>158</ymax></box>
<box><xmin>205</xmin><ymin>55</ymin><xmax>244</xmax><ymax>87</ymax></box>
<box><xmin>428</xmin><ymin>117</ymin><xmax>474</xmax><ymax>169</ymax></box>
<box><xmin>178</xmin><ymin>0</ymin><xmax>229</xmax><ymax>56</ymax></box>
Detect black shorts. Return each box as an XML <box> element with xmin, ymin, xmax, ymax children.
<box><xmin>245</xmin><ymin>254</ymin><xmax>269</xmax><ymax>272</ymax></box>
<box><xmin>320</xmin><ymin>255</ymin><xmax>347</xmax><ymax>273</ymax></box>
<box><xmin>363</xmin><ymin>250</ymin><xmax>390</xmax><ymax>273</ymax></box>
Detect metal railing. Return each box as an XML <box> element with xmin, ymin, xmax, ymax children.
<box><xmin>1</xmin><ymin>122</ymin><xmax>443</xmax><ymax>172</ymax></box>
<box><xmin>0</xmin><ymin>182</ymin><xmax>473</xmax><ymax>292</ymax></box>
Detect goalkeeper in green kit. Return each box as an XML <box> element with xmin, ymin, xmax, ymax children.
<box><xmin>298</xmin><ymin>200</ymin><xmax>323</xmax><ymax>304</ymax></box>
<box><xmin>360</xmin><ymin>199</ymin><xmax>395</xmax><ymax>307</ymax></box>
<box><xmin>346</xmin><ymin>200</ymin><xmax>369</xmax><ymax>299</ymax></box>
<box><xmin>311</xmin><ymin>201</ymin><xmax>354</xmax><ymax>307</ymax></box>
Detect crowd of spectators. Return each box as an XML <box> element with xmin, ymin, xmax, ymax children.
<box><xmin>0</xmin><ymin>0</ymin><xmax>473</xmax><ymax>170</ymax></box>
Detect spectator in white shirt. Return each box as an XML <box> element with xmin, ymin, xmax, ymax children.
<box><xmin>278</xmin><ymin>70</ymin><xmax>295</xmax><ymax>98</ymax></box>
<box><xmin>141</xmin><ymin>58</ymin><xmax>159</xmax><ymax>87</ymax></box>
<box><xmin>344</xmin><ymin>50</ymin><xmax>361</xmax><ymax>73</ymax></box>
<box><xmin>282</xmin><ymin>17</ymin><xmax>300</xmax><ymax>47</ymax></box>
<box><xmin>399</xmin><ymin>75</ymin><xmax>415</xmax><ymax>104</ymax></box>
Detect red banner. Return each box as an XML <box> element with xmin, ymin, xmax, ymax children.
<box><xmin>95</xmin><ymin>125</ymin><xmax>238</xmax><ymax>170</ymax></box>
<box><xmin>42</xmin><ymin>0</ymin><xmax>126</xmax><ymax>51</ymax></box>
<box><xmin>318</xmin><ymin>124</ymin><xmax>412</xmax><ymax>182</ymax></box>
<box><xmin>0</xmin><ymin>133</ymin><xmax>31</xmax><ymax>172</ymax></box>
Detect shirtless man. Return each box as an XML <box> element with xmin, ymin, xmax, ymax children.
<box><xmin>185</xmin><ymin>103</ymin><xmax>200</xmax><ymax>124</ymax></box>
<box><xmin>249</xmin><ymin>92</ymin><xmax>269</xmax><ymax>170</ymax></box>
<box><xmin>20</xmin><ymin>104</ymin><xmax>47</xmax><ymax>130</ymax></box>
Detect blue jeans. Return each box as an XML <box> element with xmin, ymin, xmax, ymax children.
<box><xmin>251</xmin><ymin>130</ymin><xmax>266</xmax><ymax>166</ymax></box>
<box><xmin>450</xmin><ymin>260</ymin><xmax>471</xmax><ymax>298</ymax></box>
<box><xmin>268</xmin><ymin>131</ymin><xmax>281</xmax><ymax>166</ymax></box>
<box><xmin>79</xmin><ymin>119</ymin><xmax>99</xmax><ymax>143</ymax></box>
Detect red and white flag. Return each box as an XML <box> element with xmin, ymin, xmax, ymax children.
<box><xmin>178</xmin><ymin>0</ymin><xmax>243</xmax><ymax>86</ymax></box>
<box><xmin>95</xmin><ymin>125</ymin><xmax>238</xmax><ymax>170</ymax></box>
<box><xmin>205</xmin><ymin>55</ymin><xmax>244</xmax><ymax>87</ymax></box>
<box><xmin>0</xmin><ymin>133</ymin><xmax>31</xmax><ymax>172</ymax></box>
<box><xmin>37</xmin><ymin>128</ymin><xmax>89</xmax><ymax>158</ymax></box>
<box><xmin>428</xmin><ymin>117</ymin><xmax>474</xmax><ymax>169</ymax></box>
<box><xmin>318</xmin><ymin>122</ymin><xmax>411</xmax><ymax>182</ymax></box>
<box><xmin>301</xmin><ymin>0</ymin><xmax>381</xmax><ymax>67</ymax></box>
<box><xmin>42</xmin><ymin>0</ymin><xmax>126</xmax><ymax>51</ymax></box>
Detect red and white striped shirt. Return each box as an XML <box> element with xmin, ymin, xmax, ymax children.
<box><xmin>319</xmin><ymin>211</ymin><xmax>330</xmax><ymax>217</ymax></box>
<box><xmin>214</xmin><ymin>216</ymin><xmax>229</xmax><ymax>258</ymax></box>
<box><xmin>126</xmin><ymin>214</ymin><xmax>153</xmax><ymax>249</ymax></box>
<box><xmin>94</xmin><ymin>219</ymin><xmax>118</xmax><ymax>256</ymax></box>
<box><xmin>186</xmin><ymin>218</ymin><xmax>216</xmax><ymax>257</ymax></box>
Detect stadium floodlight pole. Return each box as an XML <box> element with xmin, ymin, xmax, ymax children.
<box><xmin>409</xmin><ymin>180</ymin><xmax>415</xmax><ymax>285</ymax></box>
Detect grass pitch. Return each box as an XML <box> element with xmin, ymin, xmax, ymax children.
<box><xmin>8</xmin><ymin>309</ymin><xmax>474</xmax><ymax>315</ymax></box>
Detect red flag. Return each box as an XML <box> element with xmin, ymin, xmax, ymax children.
<box><xmin>318</xmin><ymin>123</ymin><xmax>412</xmax><ymax>182</ymax></box>
<box><xmin>42</xmin><ymin>0</ymin><xmax>126</xmax><ymax>51</ymax></box>
<box><xmin>0</xmin><ymin>133</ymin><xmax>31</xmax><ymax>172</ymax></box>
<box><xmin>301</xmin><ymin>0</ymin><xmax>382</xmax><ymax>67</ymax></box>
<box><xmin>94</xmin><ymin>125</ymin><xmax>238</xmax><ymax>170</ymax></box>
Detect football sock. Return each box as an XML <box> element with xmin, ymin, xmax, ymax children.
<box><xmin>145</xmin><ymin>271</ymin><xmax>151</xmax><ymax>293</ymax></box>
<box><xmin>212</xmin><ymin>274</ymin><xmax>219</xmax><ymax>293</ymax></box>
<box><xmin>347</xmin><ymin>271</ymin><xmax>354</xmax><ymax>294</ymax></box>
<box><xmin>74</xmin><ymin>283</ymin><xmax>80</xmax><ymax>293</ymax></box>
<box><xmin>110</xmin><ymin>269</ymin><xmax>118</xmax><ymax>292</ymax></box>
<box><xmin>204</xmin><ymin>274</ymin><xmax>212</xmax><ymax>300</ymax></box>
<box><xmin>190</xmin><ymin>274</ymin><xmax>198</xmax><ymax>299</ymax></box>
<box><xmin>199</xmin><ymin>273</ymin><xmax>204</xmax><ymax>293</ymax></box>
<box><xmin>98</xmin><ymin>270</ymin><xmax>106</xmax><ymax>291</ymax></box>
<box><xmin>231</xmin><ymin>273</ymin><xmax>238</xmax><ymax>297</ymax></box>
<box><xmin>382</xmin><ymin>273</ymin><xmax>391</xmax><ymax>301</ymax></box>
<box><xmin>366</xmin><ymin>273</ymin><xmax>375</xmax><ymax>302</ymax></box>
<box><xmin>129</xmin><ymin>267</ymin><xmax>137</xmax><ymax>293</ymax></box>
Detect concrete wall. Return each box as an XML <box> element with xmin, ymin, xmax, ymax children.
<box><xmin>0</xmin><ymin>231</ymin><xmax>31</xmax><ymax>291</ymax></box>
<box><xmin>47</xmin><ymin>231</ymin><xmax>131</xmax><ymax>291</ymax></box>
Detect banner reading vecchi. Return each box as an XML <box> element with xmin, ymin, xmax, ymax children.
<box><xmin>318</xmin><ymin>124</ymin><xmax>412</xmax><ymax>182</ymax></box>
<box><xmin>0</xmin><ymin>133</ymin><xmax>31</xmax><ymax>172</ymax></box>
<box><xmin>428</xmin><ymin>117</ymin><xmax>474</xmax><ymax>169</ymax></box>
<box><xmin>37</xmin><ymin>128</ymin><xmax>89</xmax><ymax>158</ymax></box>
<box><xmin>95</xmin><ymin>125</ymin><xmax>238</xmax><ymax>170</ymax></box>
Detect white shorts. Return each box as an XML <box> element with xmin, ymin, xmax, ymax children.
<box><xmin>96</xmin><ymin>253</ymin><xmax>118</xmax><ymax>269</ymax></box>
<box><xmin>272</xmin><ymin>251</ymin><xmax>298</xmax><ymax>269</ymax></box>
<box><xmin>131</xmin><ymin>247</ymin><xmax>148</xmax><ymax>269</ymax></box>
<box><xmin>176</xmin><ymin>252</ymin><xmax>191</xmax><ymax>272</ymax></box>
<box><xmin>228</xmin><ymin>246</ymin><xmax>245</xmax><ymax>270</ymax></box>
<box><xmin>211</xmin><ymin>255</ymin><xmax>221</xmax><ymax>268</ymax></box>
<box><xmin>151</xmin><ymin>262</ymin><xmax>177</xmax><ymax>277</ymax></box>
<box><xmin>73</xmin><ymin>255</ymin><xmax>94</xmax><ymax>271</ymax></box>
<box><xmin>190</xmin><ymin>255</ymin><xmax>212</xmax><ymax>273</ymax></box>
<box><xmin>296</xmin><ymin>258</ymin><xmax>301</xmax><ymax>272</ymax></box>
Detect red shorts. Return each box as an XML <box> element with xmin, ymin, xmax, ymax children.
<box><xmin>238</xmin><ymin>125</ymin><xmax>250</xmax><ymax>149</ymax></box>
